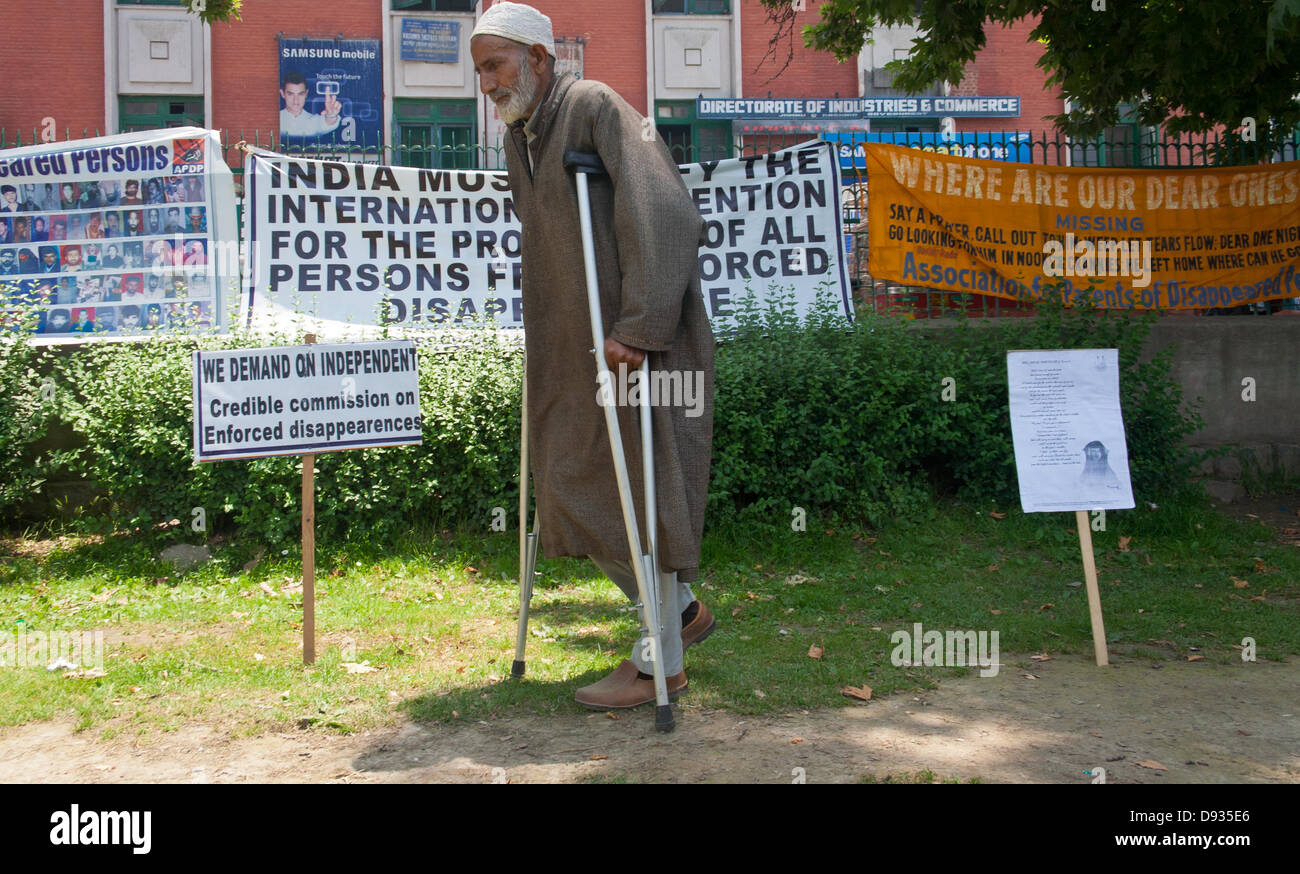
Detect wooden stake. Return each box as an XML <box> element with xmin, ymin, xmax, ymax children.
<box><xmin>1075</xmin><ymin>510</ymin><xmax>1109</xmax><ymax>667</ymax></box>
<box><xmin>302</xmin><ymin>333</ymin><xmax>316</xmax><ymax>665</ymax></box>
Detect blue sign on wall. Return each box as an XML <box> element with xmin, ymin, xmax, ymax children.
<box><xmin>278</xmin><ymin>38</ymin><xmax>383</xmax><ymax>149</ymax></box>
<box><xmin>400</xmin><ymin>19</ymin><xmax>460</xmax><ymax>63</ymax></box>
<box><xmin>824</xmin><ymin>132</ymin><xmax>1036</xmax><ymax>168</ymax></box>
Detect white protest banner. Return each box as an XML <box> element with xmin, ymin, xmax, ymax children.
<box><xmin>192</xmin><ymin>339</ymin><xmax>422</xmax><ymax>462</ymax></box>
<box><xmin>0</xmin><ymin>127</ymin><xmax>237</xmax><ymax>341</ymax></box>
<box><xmin>1007</xmin><ymin>348</ymin><xmax>1135</xmax><ymax>513</ymax></box>
<box><xmin>240</xmin><ymin>141</ymin><xmax>850</xmax><ymax>335</ymax></box>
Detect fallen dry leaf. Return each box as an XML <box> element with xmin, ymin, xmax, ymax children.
<box><xmin>987</xmin><ymin>564</ymin><xmax>1000</xmax><ymax>572</ymax></box>
<box><xmin>841</xmin><ymin>685</ymin><xmax>872</xmax><ymax>701</ymax></box>
<box><xmin>1232</xmin><ymin>577</ymin><xmax>1250</xmax><ymax>588</ymax></box>
<box><xmin>1022</xmin><ymin>672</ymin><xmax>1038</xmax><ymax>679</ymax></box>
<box><xmin>1236</xmin><ymin>729</ymin><xmax>1251</xmax><ymax>736</ymax></box>
<box><xmin>1187</xmin><ymin>654</ymin><xmax>1205</xmax><ymax>662</ymax></box>
<box><xmin>753</xmin><ymin>689</ymin><xmax>766</xmax><ymax>698</ymax></box>
<box><xmin>605</xmin><ymin>712</ymin><xmax>619</xmax><ymax>721</ymax></box>
<box><xmin>1118</xmin><ymin>536</ymin><xmax>1132</xmax><ymax>552</ymax></box>
<box><xmin>791</xmin><ymin>737</ymin><xmax>804</xmax><ymax>744</ymax></box>
<box><xmin>589</xmin><ymin>754</ymin><xmax>607</xmax><ymax>761</ymax></box>
<box><xmin>989</xmin><ymin>511</ymin><xmax>1006</xmax><ymax>519</ymax></box>
<box><xmin>1039</xmin><ymin>603</ymin><xmax>1055</xmax><ymax>610</ymax></box>
<box><xmin>1135</xmin><ymin>760</ymin><xmax>1168</xmax><ymax>771</ymax></box>
<box><xmin>807</xmin><ymin>643</ymin><xmax>824</xmax><ymax>660</ymax></box>
<box><xmin>341</xmin><ymin>662</ymin><xmax>378</xmax><ymax>674</ymax></box>
<box><xmin>259</xmin><ymin>581</ymin><xmax>279</xmax><ymax>597</ymax></box>
<box><xmin>989</xmin><ymin>609</ymin><xmax>1003</xmax><ymax>615</ymax></box>
<box><xmin>1030</xmin><ymin>653</ymin><xmax>1053</xmax><ymax>662</ymax></box>
<box><xmin>62</xmin><ymin>668</ymin><xmax>106</xmax><ymax>680</ymax></box>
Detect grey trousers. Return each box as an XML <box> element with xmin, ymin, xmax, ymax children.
<box><xmin>589</xmin><ymin>555</ymin><xmax>695</xmax><ymax>677</ymax></box>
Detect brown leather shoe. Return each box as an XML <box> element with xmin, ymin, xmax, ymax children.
<box><xmin>681</xmin><ymin>601</ymin><xmax>716</xmax><ymax>650</ymax></box>
<box><xmin>574</xmin><ymin>659</ymin><xmax>688</xmax><ymax>710</ymax></box>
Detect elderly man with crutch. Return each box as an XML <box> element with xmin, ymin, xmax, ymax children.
<box><xmin>470</xmin><ymin>3</ymin><xmax>715</xmax><ymax>729</ymax></box>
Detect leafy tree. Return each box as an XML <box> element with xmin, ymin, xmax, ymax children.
<box><xmin>759</xmin><ymin>0</ymin><xmax>1300</xmax><ymax>150</ymax></box>
<box><xmin>185</xmin><ymin>0</ymin><xmax>242</xmax><ymax>24</ymax></box>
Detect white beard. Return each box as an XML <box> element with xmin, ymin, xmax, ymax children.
<box><xmin>493</xmin><ymin>55</ymin><xmax>540</xmax><ymax>125</ymax></box>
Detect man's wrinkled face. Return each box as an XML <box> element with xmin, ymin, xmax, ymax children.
<box><xmin>281</xmin><ymin>82</ymin><xmax>308</xmax><ymax>116</ymax></box>
<box><xmin>471</xmin><ymin>37</ymin><xmax>542</xmax><ymax>125</ymax></box>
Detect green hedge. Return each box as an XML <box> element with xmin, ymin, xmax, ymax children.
<box><xmin>0</xmin><ymin>287</ymin><xmax>1203</xmax><ymax>539</ymax></box>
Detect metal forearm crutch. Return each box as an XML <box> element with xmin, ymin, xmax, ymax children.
<box><xmin>565</xmin><ymin>149</ymin><xmax>674</xmax><ymax>733</ymax></box>
<box><xmin>511</xmin><ymin>355</ymin><xmax>541</xmax><ymax>679</ymax></box>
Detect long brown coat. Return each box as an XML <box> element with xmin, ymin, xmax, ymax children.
<box><xmin>505</xmin><ymin>72</ymin><xmax>713</xmax><ymax>582</ymax></box>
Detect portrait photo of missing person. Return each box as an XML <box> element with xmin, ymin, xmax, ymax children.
<box><xmin>185</xmin><ymin>206</ymin><xmax>207</xmax><ymax>233</ymax></box>
<box><xmin>21</xmin><ymin>184</ymin><xmax>44</xmax><ymax>212</ymax></box>
<box><xmin>44</xmin><ymin>307</ymin><xmax>71</xmax><ymax>333</ymax></box>
<box><xmin>121</xmin><ymin>179</ymin><xmax>143</xmax><ymax>205</ymax></box>
<box><xmin>145</xmin><ymin>208</ymin><xmax>163</xmax><ymax>236</ymax></box>
<box><xmin>184</xmin><ymin>176</ymin><xmax>204</xmax><ymax>203</ymax></box>
<box><xmin>60</xmin><ymin>244</ymin><xmax>83</xmax><ymax>273</ymax></box>
<box><xmin>102</xmin><ymin>210</ymin><xmax>122</xmax><ymax>238</ymax></box>
<box><xmin>55</xmin><ymin>278</ymin><xmax>78</xmax><ymax>305</ymax></box>
<box><xmin>0</xmin><ymin>248</ymin><xmax>17</xmax><ymax>276</ymax></box>
<box><xmin>1078</xmin><ymin>440</ymin><xmax>1122</xmax><ymax>493</ymax></box>
<box><xmin>144</xmin><ymin>178</ymin><xmax>166</xmax><ymax>205</ymax></box>
<box><xmin>122</xmin><ymin>241</ymin><xmax>144</xmax><ymax>268</ymax></box>
<box><xmin>66</xmin><ymin>213</ymin><xmax>86</xmax><ymax>241</ymax></box>
<box><xmin>0</xmin><ymin>185</ymin><xmax>19</xmax><ymax>213</ymax></box>
<box><xmin>101</xmin><ymin>243</ymin><xmax>124</xmax><ymax>269</ymax></box>
<box><xmin>49</xmin><ymin>216</ymin><xmax>67</xmax><ymax>241</ymax></box>
<box><xmin>70</xmin><ymin>306</ymin><xmax>96</xmax><ymax>333</ymax></box>
<box><xmin>118</xmin><ymin>304</ymin><xmax>143</xmax><ymax>332</ymax></box>
<box><xmin>100</xmin><ymin>180</ymin><xmax>121</xmax><ymax>207</ymax></box>
<box><xmin>30</xmin><ymin>246</ymin><xmax>54</xmax><ymax>274</ymax></box>
<box><xmin>102</xmin><ymin>276</ymin><xmax>122</xmax><ymax>302</ymax></box>
<box><xmin>0</xmin><ymin>217</ymin><xmax>11</xmax><ymax>244</ymax></box>
<box><xmin>143</xmin><ymin>303</ymin><xmax>164</xmax><ymax>329</ymax></box>
<box><xmin>120</xmin><ymin>273</ymin><xmax>145</xmax><ymax>300</ymax></box>
<box><xmin>164</xmin><ymin>207</ymin><xmax>186</xmax><ymax>234</ymax></box>
<box><xmin>124</xmin><ymin>209</ymin><xmax>144</xmax><ymax>237</ymax></box>
<box><xmin>59</xmin><ymin>182</ymin><xmax>78</xmax><ymax>209</ymax></box>
<box><xmin>30</xmin><ymin>216</ymin><xmax>48</xmax><ymax>242</ymax></box>
<box><xmin>77</xmin><ymin>182</ymin><xmax>102</xmax><ymax>210</ymax></box>
<box><xmin>12</xmin><ymin>216</ymin><xmax>29</xmax><ymax>243</ymax></box>
<box><xmin>94</xmin><ymin>306</ymin><xmax>117</xmax><ymax>334</ymax></box>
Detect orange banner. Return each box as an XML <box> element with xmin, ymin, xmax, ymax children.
<box><xmin>865</xmin><ymin>143</ymin><xmax>1300</xmax><ymax>309</ymax></box>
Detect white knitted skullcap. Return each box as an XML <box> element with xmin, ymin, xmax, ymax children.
<box><xmin>470</xmin><ymin>2</ymin><xmax>556</xmax><ymax>58</ymax></box>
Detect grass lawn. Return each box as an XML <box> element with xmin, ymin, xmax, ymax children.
<box><xmin>1</xmin><ymin>493</ymin><xmax>1296</xmax><ymax>740</ymax></box>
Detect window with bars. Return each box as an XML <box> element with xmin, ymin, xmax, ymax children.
<box><xmin>653</xmin><ymin>0</ymin><xmax>731</xmax><ymax>14</ymax></box>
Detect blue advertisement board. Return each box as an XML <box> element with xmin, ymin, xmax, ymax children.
<box><xmin>400</xmin><ymin>19</ymin><xmax>459</xmax><ymax>63</ymax></box>
<box><xmin>278</xmin><ymin>38</ymin><xmax>383</xmax><ymax>149</ymax></box>
<box><xmin>824</xmin><ymin>131</ymin><xmax>1036</xmax><ymax>169</ymax></box>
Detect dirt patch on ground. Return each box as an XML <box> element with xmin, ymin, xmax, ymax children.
<box><xmin>3</xmin><ymin>654</ymin><xmax>1295</xmax><ymax>784</ymax></box>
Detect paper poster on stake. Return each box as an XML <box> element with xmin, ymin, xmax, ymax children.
<box><xmin>1007</xmin><ymin>347</ymin><xmax>1131</xmax><ymax>667</ymax></box>
<box><xmin>1007</xmin><ymin>348</ymin><xmax>1135</xmax><ymax>513</ymax></box>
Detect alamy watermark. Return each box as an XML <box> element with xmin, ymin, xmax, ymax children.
<box><xmin>890</xmin><ymin>622</ymin><xmax>1000</xmax><ymax>677</ymax></box>
<box><xmin>1042</xmin><ymin>233</ymin><xmax>1153</xmax><ymax>288</ymax></box>
<box><xmin>596</xmin><ymin>362</ymin><xmax>705</xmax><ymax>418</ymax></box>
<box><xmin>0</xmin><ymin>628</ymin><xmax>104</xmax><ymax>670</ymax></box>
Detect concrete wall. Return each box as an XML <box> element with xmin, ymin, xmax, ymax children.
<box><xmin>1144</xmin><ymin>317</ymin><xmax>1300</xmax><ymax>448</ymax></box>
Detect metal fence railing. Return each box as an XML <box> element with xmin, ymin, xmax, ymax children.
<box><xmin>6</xmin><ymin>127</ymin><xmax>1299</xmax><ymax>319</ymax></box>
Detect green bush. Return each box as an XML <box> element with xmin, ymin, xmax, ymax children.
<box><xmin>0</xmin><ymin>307</ymin><xmax>54</xmax><ymax>515</ymax></box>
<box><xmin>52</xmin><ymin>325</ymin><xmax>523</xmax><ymax>543</ymax></box>
<box><xmin>1</xmin><ymin>284</ymin><xmax>1203</xmax><ymax>540</ymax></box>
<box><xmin>708</xmin><ymin>285</ymin><xmax>1204</xmax><ymax>525</ymax></box>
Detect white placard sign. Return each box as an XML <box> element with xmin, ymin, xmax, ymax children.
<box><xmin>240</xmin><ymin>142</ymin><xmax>851</xmax><ymax>336</ymax></box>
<box><xmin>192</xmin><ymin>340</ymin><xmax>422</xmax><ymax>462</ymax></box>
<box><xmin>1007</xmin><ymin>348</ymin><xmax>1135</xmax><ymax>513</ymax></box>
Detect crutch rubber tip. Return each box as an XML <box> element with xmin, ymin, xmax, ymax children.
<box><xmin>510</xmin><ymin>660</ymin><xmax>526</xmax><ymax>678</ymax></box>
<box><xmin>654</xmin><ymin>704</ymin><xmax>675</xmax><ymax>733</ymax></box>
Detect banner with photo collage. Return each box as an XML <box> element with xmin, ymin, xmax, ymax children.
<box><xmin>0</xmin><ymin>127</ymin><xmax>237</xmax><ymax>340</ymax></box>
